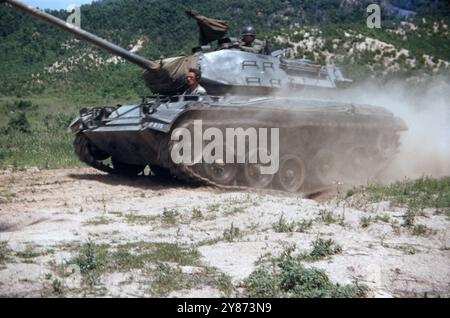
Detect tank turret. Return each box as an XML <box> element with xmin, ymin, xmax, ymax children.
<box><xmin>2</xmin><ymin>0</ymin><xmax>352</xmax><ymax>96</ymax></box>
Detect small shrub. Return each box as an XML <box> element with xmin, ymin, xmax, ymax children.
<box><xmin>14</xmin><ymin>100</ymin><xmax>34</xmax><ymax>110</ymax></box>
<box><xmin>412</xmin><ymin>224</ymin><xmax>435</xmax><ymax>237</ymax></box>
<box><xmin>403</xmin><ymin>207</ymin><xmax>416</xmax><ymax>228</ymax></box>
<box><xmin>70</xmin><ymin>241</ymin><xmax>109</xmax><ymax>286</ymax></box>
<box><xmin>296</xmin><ymin>219</ymin><xmax>314</xmax><ymax>233</ymax></box>
<box><xmin>244</xmin><ymin>268</ymin><xmax>279</xmax><ymax>298</ymax></box>
<box><xmin>223</xmin><ymin>223</ymin><xmax>241</xmax><ymax>242</ymax></box>
<box><xmin>244</xmin><ymin>250</ymin><xmax>368</xmax><ymax>298</ymax></box>
<box><xmin>150</xmin><ymin>262</ymin><xmax>183</xmax><ymax>296</ymax></box>
<box><xmin>52</xmin><ymin>279</ymin><xmax>63</xmax><ymax>295</ymax></box>
<box><xmin>191</xmin><ymin>208</ymin><xmax>203</xmax><ymax>220</ymax></box>
<box><xmin>161</xmin><ymin>208</ymin><xmax>179</xmax><ymax>225</ymax></box>
<box><xmin>306</xmin><ymin>238</ymin><xmax>342</xmax><ymax>261</ymax></box>
<box><xmin>273</xmin><ymin>214</ymin><xmax>296</xmax><ymax>233</ymax></box>
<box><xmin>317</xmin><ymin>210</ymin><xmax>337</xmax><ymax>225</ymax></box>
<box><xmin>0</xmin><ymin>241</ymin><xmax>11</xmax><ymax>264</ymax></box>
<box><xmin>360</xmin><ymin>216</ymin><xmax>373</xmax><ymax>228</ymax></box>
<box><xmin>5</xmin><ymin>112</ymin><xmax>31</xmax><ymax>134</ymax></box>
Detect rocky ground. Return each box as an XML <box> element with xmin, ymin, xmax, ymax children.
<box><xmin>0</xmin><ymin>168</ymin><xmax>448</xmax><ymax>298</ymax></box>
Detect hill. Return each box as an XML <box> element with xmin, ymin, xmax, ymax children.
<box><xmin>0</xmin><ymin>0</ymin><xmax>449</xmax><ymax>98</ymax></box>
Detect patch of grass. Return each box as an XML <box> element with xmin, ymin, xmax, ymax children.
<box><xmin>223</xmin><ymin>223</ymin><xmax>241</xmax><ymax>242</ymax></box>
<box><xmin>300</xmin><ymin>238</ymin><xmax>343</xmax><ymax>262</ymax></box>
<box><xmin>113</xmin><ymin>242</ymin><xmax>200</xmax><ymax>268</ymax></box>
<box><xmin>360</xmin><ymin>216</ymin><xmax>373</xmax><ymax>228</ymax></box>
<box><xmin>244</xmin><ymin>267</ymin><xmax>280</xmax><ymax>298</ymax></box>
<box><xmin>317</xmin><ymin>210</ymin><xmax>338</xmax><ymax>225</ymax></box>
<box><xmin>191</xmin><ymin>208</ymin><xmax>203</xmax><ymax>220</ymax></box>
<box><xmin>273</xmin><ymin>215</ymin><xmax>314</xmax><ymax>233</ymax></box>
<box><xmin>15</xmin><ymin>247</ymin><xmax>42</xmax><ymax>261</ymax></box>
<box><xmin>392</xmin><ymin>245</ymin><xmax>417</xmax><ymax>255</ymax></box>
<box><xmin>0</xmin><ymin>241</ymin><xmax>12</xmax><ymax>264</ymax></box>
<box><xmin>296</xmin><ymin>220</ymin><xmax>314</xmax><ymax>233</ymax></box>
<box><xmin>150</xmin><ymin>262</ymin><xmax>185</xmax><ymax>296</ymax></box>
<box><xmin>403</xmin><ymin>207</ymin><xmax>417</xmax><ymax>228</ymax></box>
<box><xmin>161</xmin><ymin>208</ymin><xmax>179</xmax><ymax>226</ymax></box>
<box><xmin>52</xmin><ymin>279</ymin><xmax>64</xmax><ymax>295</ymax></box>
<box><xmin>0</xmin><ymin>188</ymin><xmax>16</xmax><ymax>204</ymax></box>
<box><xmin>360</xmin><ymin>214</ymin><xmax>392</xmax><ymax>228</ymax></box>
<box><xmin>214</xmin><ymin>272</ymin><xmax>234</xmax><ymax>296</ymax></box>
<box><xmin>348</xmin><ymin>177</ymin><xmax>450</xmax><ymax>214</ymax></box>
<box><xmin>412</xmin><ymin>224</ymin><xmax>435</xmax><ymax>237</ymax></box>
<box><xmin>273</xmin><ymin>214</ymin><xmax>296</xmax><ymax>233</ymax></box>
<box><xmin>243</xmin><ymin>247</ymin><xmax>368</xmax><ymax>298</ymax></box>
<box><xmin>69</xmin><ymin>240</ymin><xmax>110</xmax><ymax>287</ymax></box>
<box><xmin>67</xmin><ymin>240</ymin><xmax>201</xmax><ymax>288</ymax></box>
<box><xmin>124</xmin><ymin>214</ymin><xmax>157</xmax><ymax>225</ymax></box>
<box><xmin>84</xmin><ymin>216</ymin><xmax>114</xmax><ymax>226</ymax></box>
<box><xmin>206</xmin><ymin>203</ymin><xmax>221</xmax><ymax>213</ymax></box>
<box><xmin>150</xmin><ymin>263</ymin><xmax>235</xmax><ymax>297</ymax></box>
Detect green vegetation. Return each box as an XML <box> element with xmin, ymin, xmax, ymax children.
<box><xmin>161</xmin><ymin>208</ymin><xmax>180</xmax><ymax>226</ymax></box>
<box><xmin>69</xmin><ymin>240</ymin><xmax>199</xmax><ymax>286</ymax></box>
<box><xmin>223</xmin><ymin>223</ymin><xmax>241</xmax><ymax>242</ymax></box>
<box><xmin>243</xmin><ymin>245</ymin><xmax>367</xmax><ymax>298</ymax></box>
<box><xmin>65</xmin><ymin>240</ymin><xmax>233</xmax><ymax>296</ymax></box>
<box><xmin>360</xmin><ymin>214</ymin><xmax>391</xmax><ymax>228</ymax></box>
<box><xmin>0</xmin><ymin>241</ymin><xmax>12</xmax><ymax>264</ymax></box>
<box><xmin>15</xmin><ymin>246</ymin><xmax>42</xmax><ymax>261</ymax></box>
<box><xmin>272</xmin><ymin>214</ymin><xmax>314</xmax><ymax>233</ymax></box>
<box><xmin>348</xmin><ymin>177</ymin><xmax>450</xmax><ymax>215</ymax></box>
<box><xmin>0</xmin><ymin>95</ymin><xmax>140</xmax><ymax>170</ymax></box>
<box><xmin>301</xmin><ymin>238</ymin><xmax>342</xmax><ymax>262</ymax></box>
<box><xmin>317</xmin><ymin>210</ymin><xmax>338</xmax><ymax>225</ymax></box>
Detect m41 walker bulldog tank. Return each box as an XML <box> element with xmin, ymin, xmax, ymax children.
<box><xmin>3</xmin><ymin>0</ymin><xmax>407</xmax><ymax>193</ymax></box>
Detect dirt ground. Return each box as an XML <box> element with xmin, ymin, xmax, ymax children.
<box><xmin>0</xmin><ymin>168</ymin><xmax>449</xmax><ymax>298</ymax></box>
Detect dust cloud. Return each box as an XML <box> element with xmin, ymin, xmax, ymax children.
<box><xmin>329</xmin><ymin>77</ymin><xmax>450</xmax><ymax>181</ymax></box>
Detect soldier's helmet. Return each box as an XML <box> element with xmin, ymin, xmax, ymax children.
<box><xmin>242</xmin><ymin>26</ymin><xmax>257</xmax><ymax>37</ymax></box>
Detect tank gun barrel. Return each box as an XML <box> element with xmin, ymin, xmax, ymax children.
<box><xmin>2</xmin><ymin>0</ymin><xmax>156</xmax><ymax>70</ymax></box>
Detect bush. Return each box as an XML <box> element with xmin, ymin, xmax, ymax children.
<box><xmin>244</xmin><ymin>250</ymin><xmax>368</xmax><ymax>298</ymax></box>
<box><xmin>5</xmin><ymin>111</ymin><xmax>31</xmax><ymax>134</ymax></box>
<box><xmin>244</xmin><ymin>268</ymin><xmax>279</xmax><ymax>298</ymax></box>
<box><xmin>307</xmin><ymin>238</ymin><xmax>342</xmax><ymax>261</ymax></box>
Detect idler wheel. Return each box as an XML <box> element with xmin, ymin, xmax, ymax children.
<box><xmin>243</xmin><ymin>149</ymin><xmax>275</xmax><ymax>189</ymax></box>
<box><xmin>275</xmin><ymin>154</ymin><xmax>306</xmax><ymax>193</ymax></box>
<box><xmin>311</xmin><ymin>149</ymin><xmax>339</xmax><ymax>185</ymax></box>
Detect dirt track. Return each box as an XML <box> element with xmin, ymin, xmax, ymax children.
<box><xmin>0</xmin><ymin>168</ymin><xmax>449</xmax><ymax>297</ymax></box>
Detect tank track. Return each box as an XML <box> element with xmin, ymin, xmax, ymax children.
<box><xmin>164</xmin><ymin>114</ymin><xmax>401</xmax><ymax>195</ymax></box>
<box><xmin>74</xmin><ymin>113</ymin><xmax>400</xmax><ymax>196</ymax></box>
<box><xmin>74</xmin><ymin>133</ymin><xmax>114</xmax><ymax>174</ymax></box>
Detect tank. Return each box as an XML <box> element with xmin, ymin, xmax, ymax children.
<box><xmin>3</xmin><ymin>0</ymin><xmax>407</xmax><ymax>193</ymax></box>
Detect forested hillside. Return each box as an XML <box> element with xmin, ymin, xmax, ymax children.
<box><xmin>1</xmin><ymin>0</ymin><xmax>449</xmax><ymax>98</ymax></box>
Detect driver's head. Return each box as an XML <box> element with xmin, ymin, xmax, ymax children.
<box><xmin>241</xmin><ymin>26</ymin><xmax>256</xmax><ymax>44</ymax></box>
<box><xmin>185</xmin><ymin>68</ymin><xmax>201</xmax><ymax>87</ymax></box>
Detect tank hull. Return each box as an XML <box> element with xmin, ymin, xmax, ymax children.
<box><xmin>71</xmin><ymin>96</ymin><xmax>407</xmax><ymax>192</ymax></box>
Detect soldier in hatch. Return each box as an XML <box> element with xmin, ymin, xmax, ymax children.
<box><xmin>234</xmin><ymin>26</ymin><xmax>264</xmax><ymax>54</ymax></box>
<box><xmin>183</xmin><ymin>68</ymin><xmax>207</xmax><ymax>96</ymax></box>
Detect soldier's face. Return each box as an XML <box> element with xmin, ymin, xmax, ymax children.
<box><xmin>185</xmin><ymin>72</ymin><xmax>198</xmax><ymax>86</ymax></box>
<box><xmin>243</xmin><ymin>35</ymin><xmax>255</xmax><ymax>44</ymax></box>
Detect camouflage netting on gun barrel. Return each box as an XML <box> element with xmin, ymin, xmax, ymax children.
<box><xmin>143</xmin><ymin>55</ymin><xmax>199</xmax><ymax>95</ymax></box>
